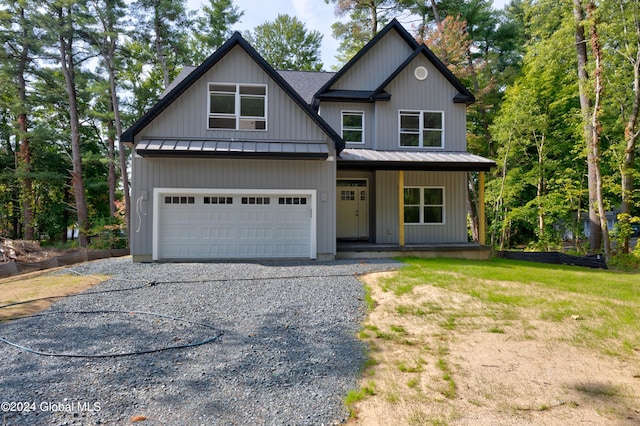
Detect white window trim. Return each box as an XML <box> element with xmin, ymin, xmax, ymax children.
<box><xmin>398</xmin><ymin>110</ymin><xmax>445</xmax><ymax>149</ymax></box>
<box><xmin>341</xmin><ymin>110</ymin><xmax>365</xmax><ymax>144</ymax></box>
<box><xmin>207</xmin><ymin>83</ymin><xmax>268</xmax><ymax>131</ymax></box>
<box><xmin>152</xmin><ymin>188</ymin><xmax>316</xmax><ymax>260</ymax></box>
<box><xmin>403</xmin><ymin>186</ymin><xmax>446</xmax><ymax>225</ymax></box>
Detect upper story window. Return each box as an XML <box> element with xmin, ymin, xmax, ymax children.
<box><xmin>404</xmin><ymin>187</ymin><xmax>445</xmax><ymax>224</ymax></box>
<box><xmin>399</xmin><ymin>110</ymin><xmax>443</xmax><ymax>148</ymax></box>
<box><xmin>341</xmin><ymin>111</ymin><xmax>364</xmax><ymax>144</ymax></box>
<box><xmin>208</xmin><ymin>83</ymin><xmax>267</xmax><ymax>131</ymax></box>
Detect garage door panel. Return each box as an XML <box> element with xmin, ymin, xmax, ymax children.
<box><xmin>157</xmin><ymin>192</ymin><xmax>313</xmax><ymax>260</ymax></box>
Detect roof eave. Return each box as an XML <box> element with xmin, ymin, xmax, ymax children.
<box><xmin>337</xmin><ymin>160</ymin><xmax>495</xmax><ymax>172</ymax></box>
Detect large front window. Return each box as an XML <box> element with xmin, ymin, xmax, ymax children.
<box><xmin>209</xmin><ymin>83</ymin><xmax>267</xmax><ymax>130</ymax></box>
<box><xmin>399</xmin><ymin>110</ymin><xmax>443</xmax><ymax>148</ymax></box>
<box><xmin>404</xmin><ymin>187</ymin><xmax>444</xmax><ymax>224</ymax></box>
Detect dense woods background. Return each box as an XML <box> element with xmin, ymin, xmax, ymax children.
<box><xmin>1</xmin><ymin>0</ymin><xmax>638</xmax><ymax>263</ymax></box>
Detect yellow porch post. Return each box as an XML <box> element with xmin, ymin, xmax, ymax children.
<box><xmin>478</xmin><ymin>171</ymin><xmax>486</xmax><ymax>245</ymax></box>
<box><xmin>399</xmin><ymin>170</ymin><xmax>405</xmax><ymax>246</ymax></box>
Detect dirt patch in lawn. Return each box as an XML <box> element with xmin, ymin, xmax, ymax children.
<box><xmin>348</xmin><ymin>272</ymin><xmax>640</xmax><ymax>425</ymax></box>
<box><xmin>0</xmin><ymin>271</ymin><xmax>109</xmax><ymax>321</ymax></box>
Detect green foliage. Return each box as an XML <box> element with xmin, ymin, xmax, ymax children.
<box><xmin>245</xmin><ymin>14</ymin><xmax>323</xmax><ymax>71</ymax></box>
<box><xmin>190</xmin><ymin>0</ymin><xmax>243</xmax><ymax>64</ymax></box>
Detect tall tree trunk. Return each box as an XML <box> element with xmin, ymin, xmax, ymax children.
<box><xmin>58</xmin><ymin>7</ymin><xmax>89</xmax><ymax>247</ymax></box>
<box><xmin>100</xmin><ymin>0</ymin><xmax>131</xmax><ymax>244</ymax></box>
<box><xmin>107</xmin><ymin>103</ymin><xmax>116</xmax><ymax>217</ymax></box>
<box><xmin>17</xmin><ymin>6</ymin><xmax>34</xmax><ymax>240</ymax></box>
<box><xmin>536</xmin><ymin>134</ymin><xmax>545</xmax><ymax>244</ymax></box>
<box><xmin>587</xmin><ymin>1</ymin><xmax>611</xmax><ymax>260</ymax></box>
<box><xmin>619</xmin><ymin>1</ymin><xmax>640</xmax><ymax>253</ymax></box>
<box><xmin>431</xmin><ymin>0</ymin><xmax>441</xmax><ymax>25</ymax></box>
<box><xmin>573</xmin><ymin>0</ymin><xmax>602</xmax><ymax>254</ymax></box>
<box><xmin>153</xmin><ymin>9</ymin><xmax>170</xmax><ymax>88</ymax></box>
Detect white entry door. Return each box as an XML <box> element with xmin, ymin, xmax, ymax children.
<box><xmin>154</xmin><ymin>189</ymin><xmax>316</xmax><ymax>260</ymax></box>
<box><xmin>336</xmin><ymin>180</ymin><xmax>368</xmax><ymax>239</ymax></box>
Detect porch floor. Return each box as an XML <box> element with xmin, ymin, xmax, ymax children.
<box><xmin>336</xmin><ymin>241</ymin><xmax>491</xmax><ymax>260</ymax></box>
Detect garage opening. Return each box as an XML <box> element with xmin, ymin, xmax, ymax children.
<box><xmin>153</xmin><ymin>189</ymin><xmax>316</xmax><ymax>260</ymax></box>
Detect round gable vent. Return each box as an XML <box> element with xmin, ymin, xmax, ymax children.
<box><xmin>414</xmin><ymin>66</ymin><xmax>429</xmax><ymax>81</ymax></box>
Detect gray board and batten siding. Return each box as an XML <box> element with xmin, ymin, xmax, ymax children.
<box><xmin>375</xmin><ymin>54</ymin><xmax>468</xmax><ymax>152</ymax></box>
<box><xmin>376</xmin><ymin>171</ymin><xmax>468</xmax><ymax>244</ymax></box>
<box><xmin>329</xmin><ymin>29</ymin><xmax>415</xmax><ymax>92</ymax></box>
<box><xmin>137</xmin><ymin>46</ymin><xmax>332</xmax><ymax>143</ymax></box>
<box><xmin>131</xmin><ymin>157</ymin><xmax>336</xmax><ymax>259</ymax></box>
<box><xmin>128</xmin><ymin>40</ymin><xmax>340</xmax><ymax>260</ymax></box>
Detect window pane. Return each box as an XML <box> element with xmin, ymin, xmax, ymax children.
<box><xmin>400</xmin><ymin>133</ymin><xmax>419</xmax><ymax>146</ymax></box>
<box><xmin>209</xmin><ymin>117</ymin><xmax>236</xmax><ymax>129</ymax></box>
<box><xmin>423</xmin><ymin>112</ymin><xmax>442</xmax><ymax>129</ymax></box>
<box><xmin>240</xmin><ymin>96</ymin><xmax>265</xmax><ymax>117</ymax></box>
<box><xmin>210</xmin><ymin>93</ymin><xmax>235</xmax><ymax>114</ymax></box>
<box><xmin>343</xmin><ymin>130</ymin><xmax>363</xmax><ymax>143</ymax></box>
<box><xmin>404</xmin><ymin>206</ymin><xmax>420</xmax><ymax>223</ymax></box>
<box><xmin>404</xmin><ymin>188</ymin><xmax>420</xmax><ymax>205</ymax></box>
<box><xmin>422</xmin><ymin>130</ymin><xmax>442</xmax><ymax>147</ymax></box>
<box><xmin>423</xmin><ymin>188</ymin><xmax>443</xmax><ymax>205</ymax></box>
<box><xmin>210</xmin><ymin>84</ymin><xmax>235</xmax><ymax>92</ymax></box>
<box><xmin>240</xmin><ymin>85</ymin><xmax>266</xmax><ymax>95</ymax></box>
<box><xmin>424</xmin><ymin>206</ymin><xmax>443</xmax><ymax>223</ymax></box>
<box><xmin>400</xmin><ymin>113</ymin><xmax>420</xmax><ymax>131</ymax></box>
<box><xmin>239</xmin><ymin>118</ymin><xmax>266</xmax><ymax>130</ymax></box>
<box><xmin>343</xmin><ymin>113</ymin><xmax>363</xmax><ymax>128</ymax></box>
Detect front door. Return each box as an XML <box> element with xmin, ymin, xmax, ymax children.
<box><xmin>336</xmin><ymin>179</ymin><xmax>368</xmax><ymax>239</ymax></box>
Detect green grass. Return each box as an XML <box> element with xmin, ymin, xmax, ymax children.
<box><xmin>381</xmin><ymin>257</ymin><xmax>640</xmax><ymax>356</ymax></box>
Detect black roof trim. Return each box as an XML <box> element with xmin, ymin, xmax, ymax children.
<box><xmin>121</xmin><ymin>32</ymin><xmax>345</xmax><ymax>154</ymax></box>
<box><xmin>314</xmin><ymin>19</ymin><xmax>419</xmax><ymax>98</ymax></box>
<box><xmin>316</xmin><ymin>90</ymin><xmax>391</xmax><ymax>103</ymax></box>
<box><xmin>374</xmin><ymin>45</ymin><xmax>475</xmax><ymax>105</ymax></box>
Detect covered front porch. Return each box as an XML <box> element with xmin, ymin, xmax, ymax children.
<box><xmin>335</xmin><ymin>148</ymin><xmax>495</xmax><ymax>259</ymax></box>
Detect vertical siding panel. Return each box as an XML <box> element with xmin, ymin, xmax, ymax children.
<box><xmin>140</xmin><ymin>46</ymin><xmax>328</xmax><ymax>143</ymax></box>
<box><xmin>333</xmin><ymin>31</ymin><xmax>414</xmax><ymax>91</ymax></box>
<box><xmin>375</xmin><ymin>56</ymin><xmax>468</xmax><ymax>151</ymax></box>
<box><xmin>131</xmin><ymin>157</ymin><xmax>335</xmax><ymax>257</ymax></box>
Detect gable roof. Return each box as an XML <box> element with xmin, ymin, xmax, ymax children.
<box><xmin>121</xmin><ymin>32</ymin><xmax>345</xmax><ymax>154</ymax></box>
<box><xmin>314</xmin><ymin>19</ymin><xmax>474</xmax><ymax>105</ymax></box>
<box><xmin>374</xmin><ymin>45</ymin><xmax>475</xmax><ymax>104</ymax></box>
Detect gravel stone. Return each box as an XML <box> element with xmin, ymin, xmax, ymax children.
<box><xmin>0</xmin><ymin>257</ymin><xmax>401</xmax><ymax>425</ymax></box>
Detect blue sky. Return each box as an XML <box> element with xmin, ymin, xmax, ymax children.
<box><xmin>187</xmin><ymin>0</ymin><xmax>511</xmax><ymax>70</ymax></box>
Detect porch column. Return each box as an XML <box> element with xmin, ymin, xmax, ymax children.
<box><xmin>398</xmin><ymin>170</ymin><xmax>405</xmax><ymax>246</ymax></box>
<box><xmin>478</xmin><ymin>171</ymin><xmax>486</xmax><ymax>245</ymax></box>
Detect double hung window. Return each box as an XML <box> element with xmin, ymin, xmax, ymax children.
<box><xmin>403</xmin><ymin>187</ymin><xmax>444</xmax><ymax>224</ymax></box>
<box><xmin>399</xmin><ymin>110</ymin><xmax>443</xmax><ymax>148</ymax></box>
<box><xmin>341</xmin><ymin>111</ymin><xmax>364</xmax><ymax>144</ymax></box>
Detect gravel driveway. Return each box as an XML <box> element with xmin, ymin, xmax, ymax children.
<box><xmin>0</xmin><ymin>257</ymin><xmax>401</xmax><ymax>426</ymax></box>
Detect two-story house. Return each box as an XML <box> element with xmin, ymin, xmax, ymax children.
<box><xmin>121</xmin><ymin>20</ymin><xmax>495</xmax><ymax>262</ymax></box>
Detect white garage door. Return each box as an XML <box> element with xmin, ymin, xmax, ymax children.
<box><xmin>154</xmin><ymin>189</ymin><xmax>315</xmax><ymax>260</ymax></box>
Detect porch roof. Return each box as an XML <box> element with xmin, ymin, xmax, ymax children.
<box><xmin>136</xmin><ymin>139</ymin><xmax>329</xmax><ymax>160</ymax></box>
<box><xmin>338</xmin><ymin>148</ymin><xmax>495</xmax><ymax>172</ymax></box>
